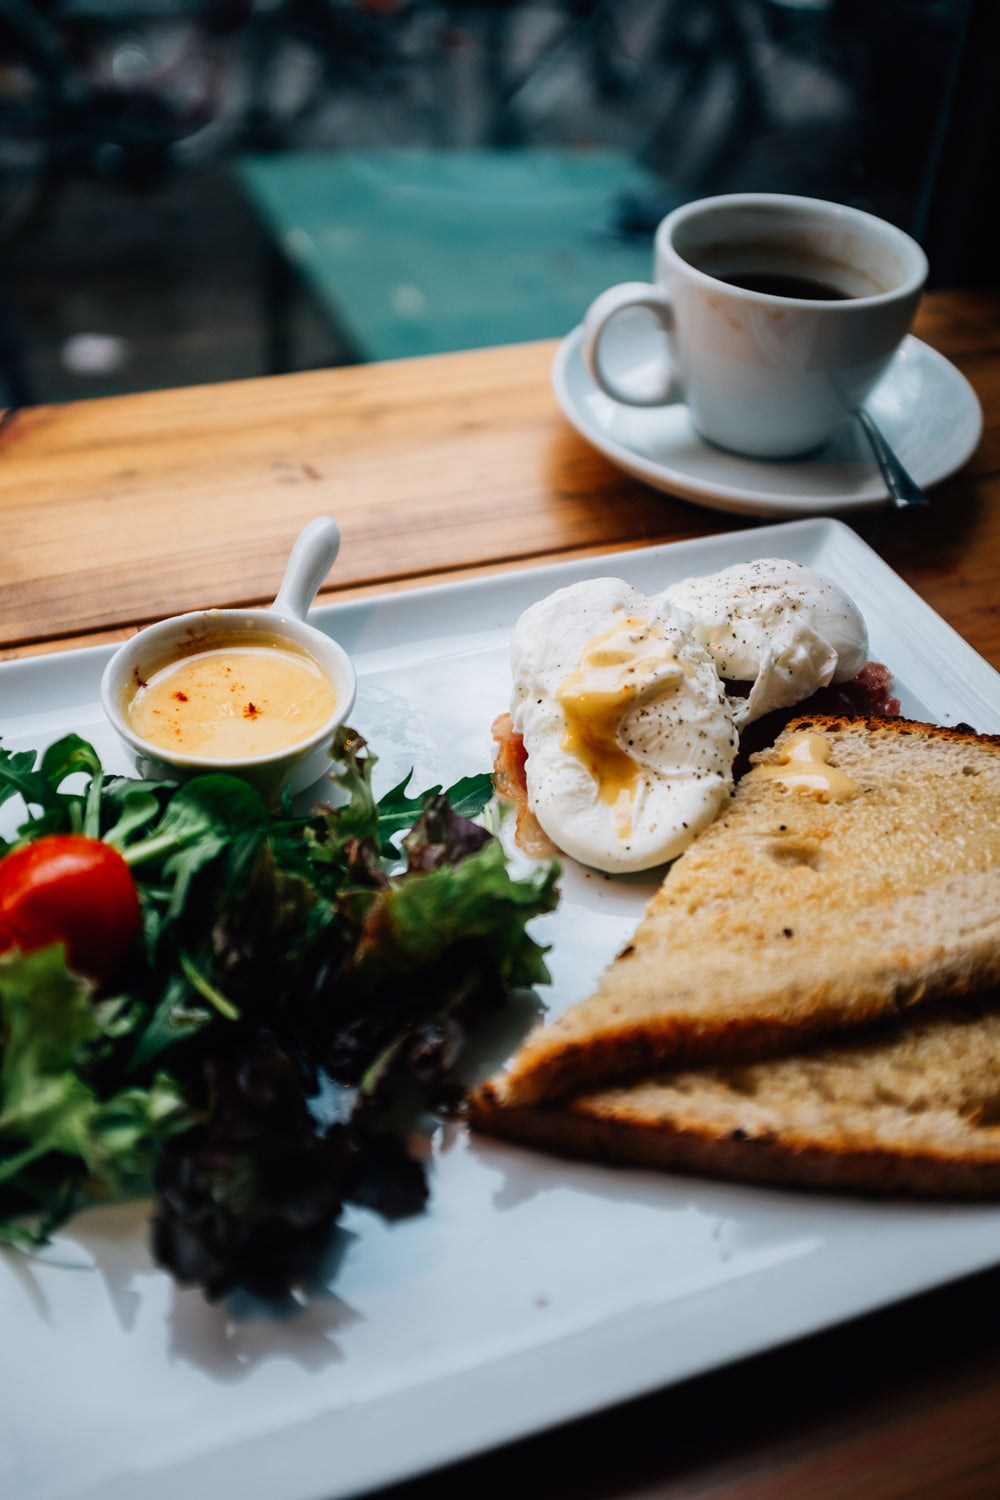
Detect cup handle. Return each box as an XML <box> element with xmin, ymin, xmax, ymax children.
<box><xmin>581</xmin><ymin>282</ymin><xmax>676</xmax><ymax>406</ymax></box>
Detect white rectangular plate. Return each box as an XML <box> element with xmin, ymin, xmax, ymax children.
<box><xmin>3</xmin><ymin>517</ymin><xmax>1000</xmax><ymax>1500</ymax></box>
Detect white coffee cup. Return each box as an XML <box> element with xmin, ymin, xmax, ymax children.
<box><xmin>581</xmin><ymin>192</ymin><xmax>928</xmax><ymax>459</ymax></box>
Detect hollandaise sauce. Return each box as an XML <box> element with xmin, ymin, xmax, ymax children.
<box><xmin>748</xmin><ymin>730</ymin><xmax>858</xmax><ymax>801</ymax></box>
<box><xmin>556</xmin><ymin>616</ymin><xmax>685</xmax><ymax>829</ymax></box>
<box><xmin>128</xmin><ymin>638</ymin><xmax>336</xmax><ymax>760</ymax></box>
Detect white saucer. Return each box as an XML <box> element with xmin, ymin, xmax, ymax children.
<box><xmin>551</xmin><ymin>324</ymin><xmax>982</xmax><ymax>518</ymax></box>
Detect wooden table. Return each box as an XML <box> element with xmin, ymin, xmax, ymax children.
<box><xmin>2</xmin><ymin>288</ymin><xmax>1000</xmax><ymax>1499</ymax></box>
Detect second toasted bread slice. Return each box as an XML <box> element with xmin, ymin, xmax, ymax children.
<box><xmin>471</xmin><ymin>996</ymin><xmax>1000</xmax><ymax>1197</ymax></box>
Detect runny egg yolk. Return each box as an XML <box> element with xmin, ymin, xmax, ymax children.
<box><xmin>555</xmin><ymin>617</ymin><xmax>689</xmax><ymax>833</ymax></box>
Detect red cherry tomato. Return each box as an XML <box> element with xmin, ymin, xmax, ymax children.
<box><xmin>0</xmin><ymin>835</ymin><xmax>142</xmax><ymax>984</ymax></box>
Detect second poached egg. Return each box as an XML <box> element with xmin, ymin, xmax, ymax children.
<box><xmin>660</xmin><ymin>558</ymin><xmax>869</xmax><ymax>725</ymax></box>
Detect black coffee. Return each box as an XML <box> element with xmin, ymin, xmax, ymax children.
<box><xmin>719</xmin><ymin>270</ymin><xmax>852</xmax><ymax>300</ymax></box>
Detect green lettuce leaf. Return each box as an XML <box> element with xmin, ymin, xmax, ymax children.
<box><xmin>0</xmin><ymin>947</ymin><xmax>192</xmax><ymax>1239</ymax></box>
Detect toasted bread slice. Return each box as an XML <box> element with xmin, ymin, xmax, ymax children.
<box><xmin>470</xmin><ymin>996</ymin><xmax>1000</xmax><ymax>1197</ymax></box>
<box><xmin>495</xmin><ymin>717</ymin><xmax>1000</xmax><ymax>1107</ymax></box>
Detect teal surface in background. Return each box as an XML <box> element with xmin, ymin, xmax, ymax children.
<box><xmin>235</xmin><ymin>148</ymin><xmax>660</xmax><ymax>363</ymax></box>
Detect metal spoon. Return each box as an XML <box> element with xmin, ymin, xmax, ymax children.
<box><xmin>854</xmin><ymin>407</ymin><xmax>928</xmax><ymax>509</ymax></box>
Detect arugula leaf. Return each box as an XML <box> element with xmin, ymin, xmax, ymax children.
<box><xmin>122</xmin><ymin>774</ymin><xmax>269</xmax><ymax>867</ymax></box>
<box><xmin>0</xmin><ymin>734</ymin><xmax>104</xmax><ymax>843</ymax></box>
<box><xmin>121</xmin><ymin>774</ymin><xmax>271</xmax><ymax>918</ymax></box>
<box><xmin>37</xmin><ymin>736</ymin><xmax>103</xmax><ymax>791</ymax></box>
<box><xmin>100</xmin><ymin>780</ymin><xmax>166</xmax><ymax>849</ymax></box>
<box><xmin>440</xmin><ymin>774</ymin><xmax>496</xmax><ymax>822</ymax></box>
<box><xmin>0</xmin><ymin>747</ymin><xmax>44</xmax><ymax>817</ymax></box>
<box><xmin>374</xmin><ymin>771</ymin><xmax>430</xmax><ymax>855</ymax></box>
<box><xmin>376</xmin><ymin>770</ymin><xmax>494</xmax><ymax>857</ymax></box>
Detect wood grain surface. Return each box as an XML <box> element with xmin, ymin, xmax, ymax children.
<box><xmin>3</xmin><ymin>289</ymin><xmax>999</xmax><ymax>667</ymax></box>
<box><xmin>0</xmin><ymin>338</ymin><xmax>692</xmax><ymax>650</ymax></box>
<box><xmin>3</xmin><ymin>288</ymin><xmax>1000</xmax><ymax>1500</ymax></box>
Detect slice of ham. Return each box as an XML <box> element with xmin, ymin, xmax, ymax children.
<box><xmin>491</xmin><ymin>713</ymin><xmax>556</xmax><ymax>858</ymax></box>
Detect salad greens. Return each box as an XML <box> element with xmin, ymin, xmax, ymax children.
<box><xmin>0</xmin><ymin>730</ymin><xmax>558</xmax><ymax>1299</ymax></box>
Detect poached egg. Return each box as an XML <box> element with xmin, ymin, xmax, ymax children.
<box><xmin>508</xmin><ymin>559</ymin><xmax>869</xmax><ymax>874</ymax></box>
<box><xmin>509</xmin><ymin>577</ymin><xmax>737</xmax><ymax>874</ymax></box>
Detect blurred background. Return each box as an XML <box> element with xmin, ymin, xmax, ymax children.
<box><xmin>1</xmin><ymin>0</ymin><xmax>996</xmax><ymax>406</ymax></box>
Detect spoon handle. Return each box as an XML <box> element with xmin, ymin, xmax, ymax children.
<box><xmin>855</xmin><ymin>408</ymin><xmax>928</xmax><ymax>509</ymax></box>
<box><xmin>272</xmin><ymin>516</ymin><xmax>342</xmax><ymax>620</ymax></box>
